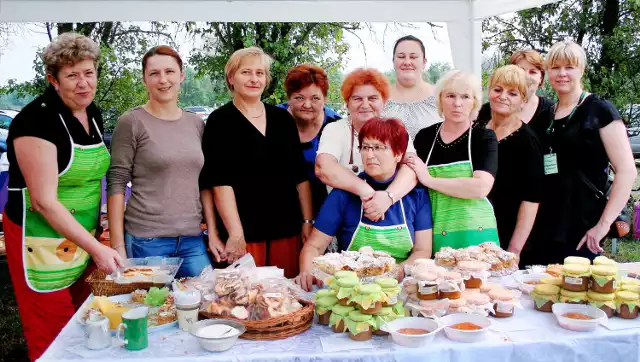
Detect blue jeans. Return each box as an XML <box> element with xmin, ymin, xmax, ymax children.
<box><xmin>124</xmin><ymin>232</ymin><xmax>212</xmax><ymax>278</ymax></box>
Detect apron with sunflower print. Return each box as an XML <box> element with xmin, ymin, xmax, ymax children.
<box><xmin>12</xmin><ymin>114</ymin><xmax>110</xmax><ymax>292</ymax></box>
<box><xmin>425</xmin><ymin>124</ymin><xmax>499</xmax><ymax>253</ymax></box>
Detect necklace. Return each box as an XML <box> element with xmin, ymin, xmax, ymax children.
<box><xmin>436</xmin><ymin>123</ymin><xmax>469</xmax><ymax>149</ymax></box>
<box><xmin>233</xmin><ymin>99</ymin><xmax>265</xmax><ymax>118</ymax></box>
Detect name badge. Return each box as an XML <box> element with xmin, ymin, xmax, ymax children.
<box><xmin>544</xmin><ymin>153</ymin><xmax>558</xmax><ymax>175</ymax></box>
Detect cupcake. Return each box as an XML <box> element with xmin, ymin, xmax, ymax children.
<box><xmin>439</xmin><ymin>272</ymin><xmax>464</xmax><ymax>300</ymax></box>
<box><xmin>344</xmin><ymin>310</ymin><xmax>375</xmax><ymax>341</ymax></box>
<box><xmin>559</xmin><ymin>289</ymin><xmax>587</xmax><ymax>304</ymax></box>
<box><xmin>415</xmin><ymin>271</ymin><xmax>439</xmax><ymax>300</ymax></box>
<box><xmin>375</xmin><ymin>278</ymin><xmax>401</xmax><ymax>306</ymax></box>
<box><xmin>335</xmin><ymin>278</ymin><xmax>359</xmax><ymax>306</ymax></box>
<box><xmin>329</xmin><ymin>304</ymin><xmax>355</xmax><ymax>333</ymax></box>
<box><xmin>350</xmin><ymin>284</ymin><xmax>387</xmax><ymax>314</ymax></box>
<box><xmin>315</xmin><ymin>295</ymin><xmax>338</xmax><ymax>325</ymax></box>
<box><xmin>562</xmin><ymin>264</ymin><xmax>590</xmax><ymax>292</ymax></box>
<box><xmin>587</xmin><ymin>291</ymin><xmax>616</xmax><ymax>317</ymax></box>
<box><xmin>457</xmin><ymin>260</ymin><xmax>489</xmax><ymax>289</ymax></box>
<box><xmin>530</xmin><ymin>284</ymin><xmax>559</xmax><ymax>312</ymax></box>
<box><xmin>593</xmin><ymin>256</ymin><xmax>616</xmax><ymax>266</ymax></box>
<box><xmin>489</xmin><ymin>289</ymin><xmax>516</xmax><ymax>318</ymax></box>
<box><xmin>539</xmin><ymin>276</ymin><xmax>563</xmax><ymax>286</ymax></box>
<box><xmin>564</xmin><ymin>256</ymin><xmax>591</xmax><ymax>265</ymax></box>
<box><xmin>616</xmin><ymin>291</ymin><xmax>640</xmax><ymax>319</ymax></box>
<box><xmin>590</xmin><ymin>265</ymin><xmax>618</xmax><ymax>294</ymax></box>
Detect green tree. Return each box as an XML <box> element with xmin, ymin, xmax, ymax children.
<box><xmin>482</xmin><ymin>0</ymin><xmax>640</xmax><ymax>125</ymax></box>
<box><xmin>187</xmin><ymin>22</ymin><xmax>361</xmax><ymax>105</ymax></box>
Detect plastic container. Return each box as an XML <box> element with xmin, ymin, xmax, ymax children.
<box><xmin>438</xmin><ymin>313</ymin><xmax>491</xmax><ymax>343</ymax></box>
<box><xmin>380</xmin><ymin>317</ymin><xmax>440</xmax><ymax>348</ymax></box>
<box><xmin>551</xmin><ymin>303</ymin><xmax>607</xmax><ymax>332</ymax></box>
<box><xmin>190</xmin><ymin>319</ymin><xmax>246</xmax><ymax>352</ymax></box>
<box><xmin>112</xmin><ymin>257</ymin><xmax>183</xmax><ymax>285</ymax></box>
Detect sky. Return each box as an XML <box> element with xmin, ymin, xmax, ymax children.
<box><xmin>0</xmin><ymin>22</ymin><xmax>453</xmax><ymax>86</ymax></box>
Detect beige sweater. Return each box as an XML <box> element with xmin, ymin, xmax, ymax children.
<box><xmin>107</xmin><ymin>107</ymin><xmax>205</xmax><ymax>237</ymax></box>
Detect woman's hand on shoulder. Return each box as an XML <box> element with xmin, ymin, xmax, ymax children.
<box><xmin>405</xmin><ymin>155</ymin><xmax>431</xmax><ymax>187</ymax></box>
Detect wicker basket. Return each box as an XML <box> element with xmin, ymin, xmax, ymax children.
<box><xmin>199</xmin><ymin>299</ymin><xmax>315</xmax><ymax>340</ymax></box>
<box><xmin>85</xmin><ymin>269</ymin><xmax>166</xmax><ymax>297</ymax></box>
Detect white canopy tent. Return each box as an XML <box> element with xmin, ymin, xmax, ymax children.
<box><xmin>0</xmin><ymin>0</ymin><xmax>560</xmax><ymax>75</ymax></box>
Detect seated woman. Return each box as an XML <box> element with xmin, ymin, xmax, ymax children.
<box><xmin>476</xmin><ymin>65</ymin><xmax>544</xmax><ymax>267</ymax></box>
<box><xmin>296</xmin><ymin>117</ymin><xmax>433</xmax><ymax>291</ymax></box>
<box><xmin>407</xmin><ymin>70</ymin><xmax>499</xmax><ymax>253</ymax></box>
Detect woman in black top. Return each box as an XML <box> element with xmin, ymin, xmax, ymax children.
<box><xmin>477</xmin><ymin>49</ymin><xmax>554</xmax><ymax>143</ymax></box>
<box><xmin>529</xmin><ymin>41</ymin><xmax>635</xmax><ymax>264</ymax></box>
<box><xmin>477</xmin><ymin>65</ymin><xmax>544</xmax><ymax>267</ymax></box>
<box><xmin>200</xmin><ymin>47</ymin><xmax>312</xmax><ymax>278</ymax></box>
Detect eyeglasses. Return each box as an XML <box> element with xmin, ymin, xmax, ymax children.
<box><xmin>358</xmin><ymin>144</ymin><xmax>391</xmax><ymax>153</ymax></box>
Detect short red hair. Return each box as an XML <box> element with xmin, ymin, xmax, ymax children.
<box><xmin>358</xmin><ymin>117</ymin><xmax>409</xmax><ymax>158</ymax></box>
<box><xmin>341</xmin><ymin>68</ymin><xmax>390</xmax><ymax>104</ymax></box>
<box><xmin>142</xmin><ymin>45</ymin><xmax>183</xmax><ymax>75</ymax></box>
<box><xmin>284</xmin><ymin>64</ymin><xmax>329</xmax><ymax>98</ymax></box>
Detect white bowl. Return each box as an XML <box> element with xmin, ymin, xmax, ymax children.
<box><xmin>190</xmin><ymin>319</ymin><xmax>246</xmax><ymax>352</ymax></box>
<box><xmin>380</xmin><ymin>317</ymin><xmax>441</xmax><ymax>348</ymax></box>
<box><xmin>438</xmin><ymin>313</ymin><xmax>491</xmax><ymax>343</ymax></box>
<box><xmin>552</xmin><ymin>303</ymin><xmax>607</xmax><ymax>332</ymax></box>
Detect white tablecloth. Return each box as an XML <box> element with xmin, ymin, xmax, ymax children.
<box><xmin>39</xmin><ymin>279</ymin><xmax>640</xmax><ymax>362</ymax></box>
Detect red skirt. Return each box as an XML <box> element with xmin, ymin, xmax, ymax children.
<box><xmin>246</xmin><ymin>236</ymin><xmax>301</xmax><ymax>279</ymax></box>
<box><xmin>4</xmin><ymin>213</ymin><xmax>94</xmax><ymax>361</ymax></box>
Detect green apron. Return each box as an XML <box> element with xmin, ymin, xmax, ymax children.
<box><xmin>425</xmin><ymin>124</ymin><xmax>499</xmax><ymax>253</ymax></box>
<box><xmin>347</xmin><ymin>199</ymin><xmax>414</xmax><ymax>263</ymax></box>
<box><xmin>12</xmin><ymin>114</ymin><xmax>110</xmax><ymax>292</ymax></box>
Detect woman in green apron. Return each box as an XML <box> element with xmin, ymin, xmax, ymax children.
<box><xmin>295</xmin><ymin>117</ymin><xmax>433</xmax><ymax>292</ymax></box>
<box><xmin>407</xmin><ymin>70</ymin><xmax>500</xmax><ymax>253</ymax></box>
<box><xmin>3</xmin><ymin>33</ymin><xmax>124</xmax><ymax>361</ymax></box>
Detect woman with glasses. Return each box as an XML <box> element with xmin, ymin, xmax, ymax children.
<box><xmin>296</xmin><ymin>117</ymin><xmax>433</xmax><ymax>291</ymax></box>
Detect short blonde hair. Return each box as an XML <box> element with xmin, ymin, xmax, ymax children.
<box><xmin>545</xmin><ymin>40</ymin><xmax>587</xmax><ymax>72</ymax></box>
<box><xmin>42</xmin><ymin>32</ymin><xmax>100</xmax><ymax>78</ymax></box>
<box><xmin>224</xmin><ymin>46</ymin><xmax>273</xmax><ymax>92</ymax></box>
<box><xmin>434</xmin><ymin>70</ymin><xmax>483</xmax><ymax>119</ymax></box>
<box><xmin>489</xmin><ymin>65</ymin><xmax>529</xmax><ymax>102</ymax></box>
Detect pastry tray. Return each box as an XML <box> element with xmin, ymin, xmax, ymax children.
<box><xmin>112</xmin><ymin>256</ymin><xmax>183</xmax><ymax>285</ymax></box>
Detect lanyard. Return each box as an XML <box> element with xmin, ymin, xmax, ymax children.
<box><xmin>546</xmin><ymin>91</ymin><xmax>587</xmax><ymax>136</ymax></box>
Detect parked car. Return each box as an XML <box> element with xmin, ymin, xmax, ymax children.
<box><xmin>0</xmin><ymin>110</ymin><xmax>18</xmax><ymax>152</ymax></box>
<box><xmin>184</xmin><ymin>106</ymin><xmax>213</xmax><ymax>121</ymax></box>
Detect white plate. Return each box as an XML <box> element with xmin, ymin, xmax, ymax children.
<box><xmin>552</xmin><ymin>303</ymin><xmax>607</xmax><ymax>332</ymax></box>
<box><xmin>77</xmin><ymin>294</ymin><xmax>178</xmax><ymax>333</ymax></box>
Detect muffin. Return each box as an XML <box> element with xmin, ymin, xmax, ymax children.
<box><xmin>439</xmin><ymin>272</ymin><xmax>464</xmax><ymax>300</ymax></box>
<box><xmin>315</xmin><ymin>295</ymin><xmax>338</xmax><ymax>325</ymax></box>
<box><xmin>416</xmin><ymin>271</ymin><xmax>439</xmax><ymax>300</ymax></box>
<box><xmin>489</xmin><ymin>289</ymin><xmax>516</xmax><ymax>318</ymax></box>
<box><xmin>587</xmin><ymin>291</ymin><xmax>616</xmax><ymax>318</ymax></box>
<box><xmin>375</xmin><ymin>278</ymin><xmax>401</xmax><ymax>306</ymax></box>
<box><xmin>593</xmin><ymin>256</ymin><xmax>616</xmax><ymax>266</ymax></box>
<box><xmin>335</xmin><ymin>278</ymin><xmax>359</xmax><ymax>306</ymax></box>
<box><xmin>590</xmin><ymin>265</ymin><xmax>618</xmax><ymax>294</ymax></box>
<box><xmin>616</xmin><ymin>291</ymin><xmax>640</xmax><ymax>319</ymax></box>
<box><xmin>350</xmin><ymin>284</ymin><xmax>386</xmax><ymax>314</ymax></box>
<box><xmin>329</xmin><ymin>304</ymin><xmax>355</xmax><ymax>333</ymax></box>
<box><xmin>344</xmin><ymin>310</ymin><xmax>375</xmax><ymax>341</ymax></box>
<box><xmin>457</xmin><ymin>260</ymin><xmax>488</xmax><ymax>289</ymax></box>
<box><xmin>560</xmin><ymin>289</ymin><xmax>587</xmax><ymax>304</ymax></box>
<box><xmin>562</xmin><ymin>264</ymin><xmax>590</xmax><ymax>292</ymax></box>
<box><xmin>530</xmin><ymin>284</ymin><xmax>560</xmax><ymax>312</ymax></box>
<box><xmin>564</xmin><ymin>256</ymin><xmax>591</xmax><ymax>266</ymax></box>
<box><xmin>539</xmin><ymin>276</ymin><xmax>563</xmax><ymax>286</ymax></box>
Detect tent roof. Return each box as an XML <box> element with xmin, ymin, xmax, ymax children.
<box><xmin>1</xmin><ymin>0</ymin><xmax>558</xmax><ymax>22</ymax></box>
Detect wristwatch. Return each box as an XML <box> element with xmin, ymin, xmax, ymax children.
<box><xmin>385</xmin><ymin>191</ymin><xmax>395</xmax><ymax>204</ymax></box>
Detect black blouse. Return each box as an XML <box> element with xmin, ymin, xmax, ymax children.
<box><xmin>200</xmin><ymin>102</ymin><xmax>307</xmax><ymax>242</ymax></box>
<box><xmin>476</xmin><ymin>121</ymin><xmax>544</xmax><ymax>250</ymax></box>
<box><xmin>477</xmin><ymin>96</ymin><xmax>555</xmax><ymax>143</ymax></box>
<box><xmin>6</xmin><ymin>87</ymin><xmax>104</xmax><ymax>225</ymax></box>
<box><xmin>414</xmin><ymin>122</ymin><xmax>498</xmax><ymax>177</ymax></box>
<box><xmin>531</xmin><ymin>94</ymin><xmax>621</xmax><ymax>261</ymax></box>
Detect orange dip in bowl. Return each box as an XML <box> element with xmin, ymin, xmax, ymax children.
<box><xmin>562</xmin><ymin>312</ymin><xmax>593</xmax><ymax>320</ymax></box>
<box><xmin>450</xmin><ymin>322</ymin><xmax>483</xmax><ymax>330</ymax></box>
<box><xmin>397</xmin><ymin>328</ymin><xmax>429</xmax><ymax>335</ymax></box>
